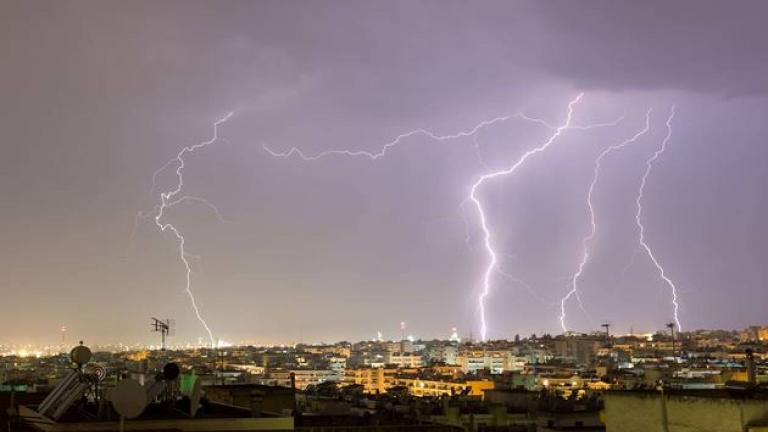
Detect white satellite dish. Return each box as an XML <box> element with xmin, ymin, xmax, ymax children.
<box><xmin>111</xmin><ymin>379</ymin><xmax>147</xmax><ymax>419</ymax></box>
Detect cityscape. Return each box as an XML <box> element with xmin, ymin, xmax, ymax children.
<box><xmin>2</xmin><ymin>325</ymin><xmax>768</xmax><ymax>431</ymax></box>
<box><xmin>3</xmin><ymin>1</ymin><xmax>768</xmax><ymax>431</ymax></box>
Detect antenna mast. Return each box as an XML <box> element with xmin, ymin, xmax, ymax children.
<box><xmin>151</xmin><ymin>318</ymin><xmax>171</xmax><ymax>351</ymax></box>
<box><xmin>601</xmin><ymin>323</ymin><xmax>611</xmax><ymax>344</ymax></box>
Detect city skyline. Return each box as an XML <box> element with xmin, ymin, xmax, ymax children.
<box><xmin>2</xmin><ymin>1</ymin><xmax>768</xmax><ymax>345</ymax></box>
<box><xmin>3</xmin><ymin>323</ymin><xmax>767</xmax><ymax>354</ymax></box>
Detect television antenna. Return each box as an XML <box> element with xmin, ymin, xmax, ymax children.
<box><xmin>601</xmin><ymin>322</ymin><xmax>611</xmax><ymax>338</ymax></box>
<box><xmin>151</xmin><ymin>318</ymin><xmax>174</xmax><ymax>350</ymax></box>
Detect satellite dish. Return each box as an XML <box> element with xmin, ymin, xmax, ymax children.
<box><xmin>163</xmin><ymin>363</ymin><xmax>180</xmax><ymax>381</ymax></box>
<box><xmin>111</xmin><ymin>379</ymin><xmax>147</xmax><ymax>419</ymax></box>
<box><xmin>70</xmin><ymin>343</ymin><xmax>92</xmax><ymax>366</ymax></box>
<box><xmin>189</xmin><ymin>377</ymin><xmax>202</xmax><ymax>417</ymax></box>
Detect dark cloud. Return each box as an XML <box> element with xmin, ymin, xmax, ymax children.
<box><xmin>527</xmin><ymin>0</ymin><xmax>768</xmax><ymax>95</ymax></box>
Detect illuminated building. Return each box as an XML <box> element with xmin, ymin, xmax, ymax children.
<box><xmin>393</xmin><ymin>376</ymin><xmax>495</xmax><ymax>398</ymax></box>
<box><xmin>426</xmin><ymin>344</ymin><xmax>459</xmax><ymax>365</ymax></box>
<box><xmin>266</xmin><ymin>369</ymin><xmax>341</xmax><ymax>390</ymax></box>
<box><xmin>457</xmin><ymin>350</ymin><xmax>526</xmax><ymax>374</ymax></box>
<box><xmin>343</xmin><ymin>366</ymin><xmax>401</xmax><ymax>393</ymax></box>
<box><xmin>387</xmin><ymin>352</ymin><xmax>424</xmax><ymax>368</ymax></box>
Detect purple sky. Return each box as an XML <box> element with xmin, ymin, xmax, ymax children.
<box><xmin>1</xmin><ymin>1</ymin><xmax>767</xmax><ymax>345</ymax></box>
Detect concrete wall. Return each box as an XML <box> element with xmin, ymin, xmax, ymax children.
<box><xmin>205</xmin><ymin>385</ymin><xmax>295</xmax><ymax>415</ymax></box>
<box><xmin>603</xmin><ymin>391</ymin><xmax>768</xmax><ymax>432</ymax></box>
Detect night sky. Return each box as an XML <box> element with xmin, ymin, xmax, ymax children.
<box><xmin>2</xmin><ymin>1</ymin><xmax>767</xmax><ymax>345</ymax></box>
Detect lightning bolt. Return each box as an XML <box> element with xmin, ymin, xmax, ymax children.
<box><xmin>559</xmin><ymin>108</ymin><xmax>654</xmax><ymax>332</ymax></box>
<box><xmin>262</xmin><ymin>112</ymin><xmax>568</xmax><ymax>161</ymax></box>
<box><xmin>165</xmin><ymin>195</ymin><xmax>229</xmax><ymax>223</ymax></box>
<box><xmin>265</xmin><ymin>96</ymin><xmax>623</xmax><ymax>342</ymax></box>
<box><xmin>636</xmin><ymin>106</ymin><xmax>681</xmax><ymax>331</ymax></box>
<box><xmin>470</xmin><ymin>94</ymin><xmax>584</xmax><ymax>341</ymax></box>
<box><xmin>150</xmin><ymin>111</ymin><xmax>234</xmax><ymax>347</ymax></box>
